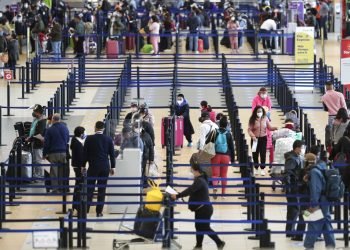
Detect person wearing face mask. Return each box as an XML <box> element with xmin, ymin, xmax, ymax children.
<box><xmin>170</xmin><ymin>163</ymin><xmax>226</xmax><ymax>250</ymax></box>
<box><xmin>27</xmin><ymin>104</ymin><xmax>47</xmax><ymax>178</ymax></box>
<box><xmin>252</xmin><ymin>87</ymin><xmax>272</xmax><ymax>119</ymax></box>
<box><xmin>283</xmin><ymin>140</ymin><xmax>305</xmax><ymax>238</ymax></box>
<box><xmin>120</xmin><ymin>126</ymin><xmax>144</xmax><ymax>152</ymax></box>
<box><xmin>0</xmin><ymin>27</ymin><xmax>6</xmax><ymax>79</ymax></box>
<box><xmin>14</xmin><ymin>13</ymin><xmax>25</xmax><ymax>55</ymax></box>
<box><xmin>70</xmin><ymin>126</ymin><xmax>86</xmax><ymax>216</ymax></box>
<box><xmin>302</xmin><ymin>153</ymin><xmax>336</xmax><ymax>249</ymax></box>
<box><xmin>248</xmin><ymin>106</ymin><xmax>277</xmax><ymax>176</ymax></box>
<box><xmin>124</xmin><ymin>103</ymin><xmax>139</xmax><ymax>126</ymax></box>
<box><xmin>175</xmin><ymin>94</ymin><xmax>195</xmax><ymax>147</ymax></box>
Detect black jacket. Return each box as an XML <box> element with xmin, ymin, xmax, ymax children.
<box><xmin>141</xmin><ymin>130</ymin><xmax>154</xmax><ymax>162</ymax></box>
<box><xmin>284</xmin><ymin>151</ymin><xmax>302</xmax><ymax>188</ymax></box>
<box><xmin>70</xmin><ymin>137</ymin><xmax>84</xmax><ymax>168</ymax></box>
<box><xmin>83</xmin><ymin>133</ymin><xmax>116</xmax><ymax>170</ymax></box>
<box><xmin>329</xmin><ymin>136</ymin><xmax>350</xmax><ymax>160</ymax></box>
<box><xmin>177</xmin><ymin>175</ymin><xmax>211</xmax><ymax>212</ymax></box>
<box><xmin>175</xmin><ymin>101</ymin><xmax>194</xmax><ymax>137</ymax></box>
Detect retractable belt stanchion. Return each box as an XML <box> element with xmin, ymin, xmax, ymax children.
<box><xmin>258</xmin><ymin>192</ymin><xmax>275</xmax><ymax>248</ymax></box>
<box><xmin>0</xmin><ymin>106</ymin><xmax>6</xmax><ymax>146</ymax></box>
<box><xmin>343</xmin><ymin>192</ymin><xmax>349</xmax><ymax>247</ymax></box>
<box><xmin>59</xmin><ymin>216</ymin><xmax>68</xmax><ymax>248</ymax></box>
<box><xmin>0</xmin><ymin>163</ymin><xmax>6</xmax><ymax>229</ymax></box>
<box><xmin>248</xmin><ymin>183</ymin><xmax>260</xmax><ymax>240</ymax></box>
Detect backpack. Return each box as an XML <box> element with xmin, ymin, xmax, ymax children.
<box><xmin>315</xmin><ymin>166</ymin><xmax>345</xmax><ymax>202</ymax></box>
<box><xmin>215</xmin><ymin>130</ymin><xmax>228</xmax><ymax>153</ymax></box>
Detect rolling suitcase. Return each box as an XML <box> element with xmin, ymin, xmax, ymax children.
<box><xmin>198</xmin><ymin>39</ymin><xmax>204</xmax><ymax>52</ymax></box>
<box><xmin>161</xmin><ymin>116</ymin><xmax>184</xmax><ymax>148</ymax></box>
<box><xmin>20</xmin><ymin>150</ymin><xmax>32</xmax><ymax>180</ymax></box>
<box><xmin>126</xmin><ymin>36</ymin><xmax>135</xmax><ymax>51</ymax></box>
<box><xmin>106</xmin><ymin>40</ymin><xmax>118</xmax><ymax>59</ymax></box>
<box><xmin>199</xmin><ymin>33</ymin><xmax>209</xmax><ymax>50</ymax></box>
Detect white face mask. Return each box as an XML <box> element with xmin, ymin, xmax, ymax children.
<box><xmin>301</xmin><ymin>146</ymin><xmax>306</xmax><ymax>156</ymax></box>
<box><xmin>177</xmin><ymin>99</ymin><xmax>183</xmax><ymax>105</ymax></box>
<box><xmin>257</xmin><ymin>112</ymin><xmax>263</xmax><ymax>118</ymax></box>
<box><xmin>260</xmin><ymin>94</ymin><xmax>267</xmax><ymax>99</ymax></box>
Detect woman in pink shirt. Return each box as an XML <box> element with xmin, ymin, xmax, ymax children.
<box><xmin>248</xmin><ymin>106</ymin><xmax>277</xmax><ymax>176</ymax></box>
<box><xmin>148</xmin><ymin>15</ymin><xmax>160</xmax><ymax>55</ymax></box>
<box><xmin>227</xmin><ymin>16</ymin><xmax>239</xmax><ymax>53</ymax></box>
<box><xmin>252</xmin><ymin>87</ymin><xmax>272</xmax><ymax>120</ymax></box>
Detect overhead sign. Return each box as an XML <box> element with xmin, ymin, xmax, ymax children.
<box><xmin>32</xmin><ymin>231</ymin><xmax>59</xmax><ymax>249</ymax></box>
<box><xmin>295</xmin><ymin>27</ymin><xmax>314</xmax><ymax>64</ymax></box>
<box><xmin>341</xmin><ymin>39</ymin><xmax>350</xmax><ymax>85</ymax></box>
<box><xmin>4</xmin><ymin>70</ymin><xmax>13</xmax><ymax>81</ymax></box>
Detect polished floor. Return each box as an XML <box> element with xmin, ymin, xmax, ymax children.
<box><xmin>0</xmin><ymin>33</ymin><xmax>347</xmax><ymax>250</ymax></box>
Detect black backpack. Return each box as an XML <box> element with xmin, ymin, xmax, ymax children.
<box><xmin>314</xmin><ymin>166</ymin><xmax>345</xmax><ymax>202</ymax></box>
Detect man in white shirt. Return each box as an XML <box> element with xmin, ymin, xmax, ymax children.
<box><xmin>260</xmin><ymin>15</ymin><xmax>277</xmax><ymax>52</ymax></box>
<box><xmin>198</xmin><ymin>112</ymin><xmax>219</xmax><ymax>150</ymax></box>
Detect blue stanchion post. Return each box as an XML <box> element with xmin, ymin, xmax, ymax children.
<box><xmin>344</xmin><ymin>192</ymin><xmax>349</xmax><ymax>247</ymax></box>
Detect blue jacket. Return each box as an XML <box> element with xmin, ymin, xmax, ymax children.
<box><xmin>83</xmin><ymin>133</ymin><xmax>116</xmax><ymax>169</ymax></box>
<box><xmin>43</xmin><ymin>123</ymin><xmax>70</xmax><ymax>156</ymax></box>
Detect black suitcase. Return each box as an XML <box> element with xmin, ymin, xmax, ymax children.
<box><xmin>134</xmin><ymin>206</ymin><xmax>160</xmax><ymax>239</ymax></box>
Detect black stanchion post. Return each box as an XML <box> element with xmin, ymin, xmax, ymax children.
<box><xmin>0</xmin><ymin>163</ymin><xmax>6</xmax><ymax>229</ymax></box>
<box><xmin>137</xmin><ymin>66</ymin><xmax>140</xmax><ymax>104</ymax></box>
<box><xmin>344</xmin><ymin>192</ymin><xmax>349</xmax><ymax>247</ymax></box>
<box><xmin>81</xmin><ymin>174</ymin><xmax>87</xmax><ymax>248</ymax></box>
<box><xmin>68</xmin><ymin>209</ymin><xmax>73</xmax><ymax>248</ymax></box>
<box><xmin>0</xmin><ymin>106</ymin><xmax>6</xmax><ymax>146</ymax></box>
<box><xmin>248</xmin><ymin>183</ymin><xmax>260</xmax><ymax>240</ymax></box>
<box><xmin>25</xmin><ymin>61</ymin><xmax>30</xmax><ymax>94</ymax></box>
<box><xmin>162</xmin><ymin>194</ymin><xmax>171</xmax><ymax>248</ymax></box>
<box><xmin>59</xmin><ymin>216</ymin><xmax>67</xmax><ymax>248</ymax></box>
<box><xmin>4</xmin><ymin>81</ymin><xmax>14</xmax><ymax>117</ymax></box>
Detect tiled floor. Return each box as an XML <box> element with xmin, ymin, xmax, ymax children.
<box><xmin>0</xmin><ymin>33</ymin><xmax>347</xmax><ymax>250</ymax></box>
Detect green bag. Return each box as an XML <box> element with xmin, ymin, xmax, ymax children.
<box><xmin>294</xmin><ymin>132</ymin><xmax>302</xmax><ymax>141</ymax></box>
<box><xmin>141</xmin><ymin>44</ymin><xmax>153</xmax><ymax>54</ymax></box>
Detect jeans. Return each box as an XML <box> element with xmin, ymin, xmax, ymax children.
<box><xmin>189</xmin><ymin>32</ymin><xmax>198</xmax><ymax>52</ymax></box>
<box><xmin>194</xmin><ymin>205</ymin><xmax>222</xmax><ymax>247</ymax></box>
<box><xmin>32</xmin><ymin>148</ymin><xmax>44</xmax><ymax>178</ymax></box>
<box><xmin>304</xmin><ymin>199</ymin><xmax>335</xmax><ymax>248</ymax></box>
<box><xmin>52</xmin><ymin>41</ymin><xmax>61</xmax><ymax>61</ymax></box>
<box><xmin>320</xmin><ymin>16</ymin><xmax>328</xmax><ymax>39</ymax></box>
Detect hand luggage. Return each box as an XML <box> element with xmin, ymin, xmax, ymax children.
<box><xmin>133</xmin><ymin>206</ymin><xmax>161</xmax><ymax>239</ymax></box>
<box><xmin>273</xmin><ymin>137</ymin><xmax>295</xmax><ymax>165</ymax></box>
<box><xmin>199</xmin><ymin>33</ymin><xmax>209</xmax><ymax>50</ymax></box>
<box><xmin>161</xmin><ymin>116</ymin><xmax>184</xmax><ymax>148</ymax></box>
<box><xmin>106</xmin><ymin>40</ymin><xmax>118</xmax><ymax>59</ymax></box>
<box><xmin>20</xmin><ymin>150</ymin><xmax>32</xmax><ymax>180</ymax></box>
<box><xmin>126</xmin><ymin>35</ymin><xmax>135</xmax><ymax>51</ymax></box>
<box><xmin>145</xmin><ymin>179</ymin><xmax>163</xmax><ymax>212</ymax></box>
<box><xmin>141</xmin><ymin>44</ymin><xmax>153</xmax><ymax>53</ymax></box>
<box><xmin>198</xmin><ymin>39</ymin><xmax>204</xmax><ymax>52</ymax></box>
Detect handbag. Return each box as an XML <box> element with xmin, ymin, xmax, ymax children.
<box><xmin>1</xmin><ymin>53</ymin><xmax>8</xmax><ymax>63</ymax></box>
<box><xmin>147</xmin><ymin>162</ymin><xmax>159</xmax><ymax>177</ymax></box>
<box><xmin>202</xmin><ymin>129</ymin><xmax>217</xmax><ymax>159</ymax></box>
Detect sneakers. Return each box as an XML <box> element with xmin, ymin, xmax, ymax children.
<box><xmin>187</xmin><ymin>142</ymin><xmax>193</xmax><ymax>147</ymax></box>
<box><xmin>254</xmin><ymin>169</ymin><xmax>260</xmax><ymax>176</ymax></box>
<box><xmin>261</xmin><ymin>170</ymin><xmax>266</xmax><ymax>176</ymax></box>
<box><xmin>195</xmin><ymin>51</ymin><xmax>199</xmax><ymax>54</ymax></box>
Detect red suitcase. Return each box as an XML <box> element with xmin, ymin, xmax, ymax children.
<box><xmin>106</xmin><ymin>40</ymin><xmax>118</xmax><ymax>59</ymax></box>
<box><xmin>198</xmin><ymin>39</ymin><xmax>204</xmax><ymax>53</ymax></box>
<box><xmin>161</xmin><ymin>116</ymin><xmax>184</xmax><ymax>148</ymax></box>
<box><xmin>126</xmin><ymin>36</ymin><xmax>135</xmax><ymax>51</ymax></box>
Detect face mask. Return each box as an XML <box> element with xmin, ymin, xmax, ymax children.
<box><xmin>24</xmin><ymin>3</ymin><xmax>28</xmax><ymax>8</ymax></box>
<box><xmin>260</xmin><ymin>94</ymin><xmax>267</xmax><ymax>99</ymax></box>
<box><xmin>301</xmin><ymin>146</ymin><xmax>306</xmax><ymax>156</ymax></box>
<box><xmin>81</xmin><ymin>133</ymin><xmax>87</xmax><ymax>139</ymax></box>
<box><xmin>32</xmin><ymin>112</ymin><xmax>37</xmax><ymax>118</ymax></box>
<box><xmin>131</xmin><ymin>107</ymin><xmax>138</xmax><ymax>112</ymax></box>
<box><xmin>257</xmin><ymin>112</ymin><xmax>263</xmax><ymax>118</ymax></box>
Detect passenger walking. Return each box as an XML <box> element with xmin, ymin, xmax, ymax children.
<box><xmin>171</xmin><ymin>163</ymin><xmax>226</xmax><ymax>250</ymax></box>
<box><xmin>321</xmin><ymin>81</ymin><xmax>347</xmax><ymax>126</ymax></box>
<box><xmin>252</xmin><ymin>87</ymin><xmax>272</xmax><ymax>120</ymax></box>
<box><xmin>227</xmin><ymin>16</ymin><xmax>239</xmax><ymax>53</ymax></box>
<box><xmin>175</xmin><ymin>94</ymin><xmax>195</xmax><ymax>147</ymax></box>
<box><xmin>211</xmin><ymin>117</ymin><xmax>235</xmax><ymax>198</ymax></box>
<box><xmin>27</xmin><ymin>104</ymin><xmax>47</xmax><ymax>178</ymax></box>
<box><xmin>83</xmin><ymin>121</ymin><xmax>115</xmax><ymax>217</ymax></box>
<box><xmin>43</xmin><ymin>114</ymin><xmax>70</xmax><ymax>193</ymax></box>
<box><xmin>70</xmin><ymin>126</ymin><xmax>86</xmax><ymax>215</ymax></box>
<box><xmin>283</xmin><ymin>140</ymin><xmax>305</xmax><ymax>237</ymax></box>
<box><xmin>148</xmin><ymin>15</ymin><xmax>160</xmax><ymax>55</ymax></box>
<box><xmin>198</xmin><ymin>112</ymin><xmax>218</xmax><ymax>151</ymax></box>
<box><xmin>248</xmin><ymin>106</ymin><xmax>277</xmax><ymax>175</ymax></box>
<box><xmin>331</xmin><ymin>108</ymin><xmax>349</xmax><ymax>145</ymax></box>
<box><xmin>303</xmin><ymin>154</ymin><xmax>336</xmax><ymax>249</ymax></box>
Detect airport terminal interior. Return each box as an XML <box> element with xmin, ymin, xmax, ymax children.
<box><xmin>0</xmin><ymin>0</ymin><xmax>349</xmax><ymax>249</ymax></box>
